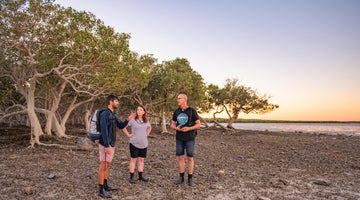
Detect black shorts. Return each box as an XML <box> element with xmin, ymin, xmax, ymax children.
<box><xmin>129</xmin><ymin>143</ymin><xmax>147</xmax><ymax>158</ymax></box>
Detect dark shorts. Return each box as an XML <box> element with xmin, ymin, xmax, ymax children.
<box><xmin>129</xmin><ymin>143</ymin><xmax>147</xmax><ymax>158</ymax></box>
<box><xmin>176</xmin><ymin>139</ymin><xmax>195</xmax><ymax>157</ymax></box>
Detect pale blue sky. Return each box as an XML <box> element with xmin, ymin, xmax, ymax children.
<box><xmin>56</xmin><ymin>0</ymin><xmax>360</xmax><ymax>121</ymax></box>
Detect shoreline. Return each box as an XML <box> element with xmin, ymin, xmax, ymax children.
<box><xmin>203</xmin><ymin>118</ymin><xmax>360</xmax><ymax>123</ymax></box>
<box><xmin>204</xmin><ymin>122</ymin><xmax>360</xmax><ymax>137</ymax></box>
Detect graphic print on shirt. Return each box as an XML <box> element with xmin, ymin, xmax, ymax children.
<box><xmin>177</xmin><ymin>113</ymin><xmax>189</xmax><ymax>126</ymax></box>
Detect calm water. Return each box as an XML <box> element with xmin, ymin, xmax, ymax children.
<box><xmin>214</xmin><ymin>122</ymin><xmax>360</xmax><ymax>136</ymax></box>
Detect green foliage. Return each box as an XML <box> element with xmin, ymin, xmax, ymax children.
<box><xmin>141</xmin><ymin>58</ymin><xmax>206</xmax><ymax>117</ymax></box>
<box><xmin>0</xmin><ymin>0</ymin><xmax>135</xmax><ymax>131</ymax></box>
<box><xmin>1</xmin><ymin>0</ymin><xmax>133</xmax><ymax>94</ymax></box>
<box><xmin>207</xmin><ymin>78</ymin><xmax>279</xmax><ymax>121</ymax></box>
<box><xmin>0</xmin><ymin>0</ymin><xmax>279</xmax><ymax>131</ymax></box>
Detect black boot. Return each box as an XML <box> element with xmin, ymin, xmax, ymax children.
<box><xmin>98</xmin><ymin>184</ymin><xmax>112</xmax><ymax>198</ymax></box>
<box><xmin>104</xmin><ymin>179</ymin><xmax>118</xmax><ymax>191</ymax></box>
<box><xmin>175</xmin><ymin>173</ymin><xmax>184</xmax><ymax>185</ymax></box>
<box><xmin>188</xmin><ymin>174</ymin><xmax>194</xmax><ymax>186</ymax></box>
<box><xmin>129</xmin><ymin>173</ymin><xmax>136</xmax><ymax>184</ymax></box>
<box><xmin>138</xmin><ymin>172</ymin><xmax>149</xmax><ymax>182</ymax></box>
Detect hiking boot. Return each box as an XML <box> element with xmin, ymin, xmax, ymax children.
<box><xmin>104</xmin><ymin>179</ymin><xmax>118</xmax><ymax>191</ymax></box>
<box><xmin>129</xmin><ymin>178</ymin><xmax>136</xmax><ymax>184</ymax></box>
<box><xmin>174</xmin><ymin>177</ymin><xmax>184</xmax><ymax>185</ymax></box>
<box><xmin>188</xmin><ymin>178</ymin><xmax>194</xmax><ymax>186</ymax></box>
<box><xmin>98</xmin><ymin>185</ymin><xmax>112</xmax><ymax>198</ymax></box>
<box><xmin>104</xmin><ymin>184</ymin><xmax>118</xmax><ymax>191</ymax></box>
<box><xmin>139</xmin><ymin>176</ymin><xmax>149</xmax><ymax>182</ymax></box>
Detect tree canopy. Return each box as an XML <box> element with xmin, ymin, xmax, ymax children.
<box><xmin>207</xmin><ymin>79</ymin><xmax>279</xmax><ymax>128</ymax></box>
<box><xmin>0</xmin><ymin>0</ymin><xmax>279</xmax><ymax>145</ymax></box>
<box><xmin>1</xmin><ymin>0</ymin><xmax>134</xmax><ymax>145</ymax></box>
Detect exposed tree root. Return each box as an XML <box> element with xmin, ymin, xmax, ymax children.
<box><xmin>213</xmin><ymin>120</ymin><xmax>228</xmax><ymax>130</ymax></box>
<box><xmin>38</xmin><ymin>142</ymin><xmax>79</xmax><ymax>150</ymax></box>
<box><xmin>161</xmin><ymin>131</ymin><xmax>174</xmax><ymax>135</ymax></box>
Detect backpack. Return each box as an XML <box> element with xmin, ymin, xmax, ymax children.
<box><xmin>88</xmin><ymin>108</ymin><xmax>107</xmax><ymax>141</ymax></box>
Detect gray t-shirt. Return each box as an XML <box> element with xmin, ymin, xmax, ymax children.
<box><xmin>128</xmin><ymin>118</ymin><xmax>150</xmax><ymax>149</ymax></box>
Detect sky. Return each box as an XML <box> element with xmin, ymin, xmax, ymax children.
<box><xmin>55</xmin><ymin>0</ymin><xmax>360</xmax><ymax>121</ymax></box>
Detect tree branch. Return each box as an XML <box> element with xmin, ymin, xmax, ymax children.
<box><xmin>0</xmin><ymin>110</ymin><xmax>28</xmax><ymax>122</ymax></box>
<box><xmin>223</xmin><ymin>105</ymin><xmax>232</xmax><ymax>119</ymax></box>
<box><xmin>213</xmin><ymin>120</ymin><xmax>228</xmax><ymax>130</ymax></box>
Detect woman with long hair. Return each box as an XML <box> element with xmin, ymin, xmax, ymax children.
<box><xmin>122</xmin><ymin>105</ymin><xmax>151</xmax><ymax>184</ymax></box>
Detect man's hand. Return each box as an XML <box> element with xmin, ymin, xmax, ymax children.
<box><xmin>127</xmin><ymin>113</ymin><xmax>136</xmax><ymax>121</ymax></box>
<box><xmin>180</xmin><ymin>126</ymin><xmax>192</xmax><ymax>132</ymax></box>
<box><xmin>129</xmin><ymin>133</ymin><xmax>135</xmax><ymax>138</ymax></box>
<box><xmin>176</xmin><ymin>125</ymin><xmax>183</xmax><ymax>131</ymax></box>
<box><xmin>105</xmin><ymin>147</ymin><xmax>111</xmax><ymax>154</ymax></box>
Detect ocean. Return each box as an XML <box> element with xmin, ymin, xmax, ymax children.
<box><xmin>212</xmin><ymin>122</ymin><xmax>360</xmax><ymax>136</ymax></box>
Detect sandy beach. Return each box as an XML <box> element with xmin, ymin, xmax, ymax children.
<box><xmin>0</xmin><ymin>125</ymin><xmax>359</xmax><ymax>200</ymax></box>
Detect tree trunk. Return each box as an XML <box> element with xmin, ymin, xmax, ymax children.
<box><xmin>61</xmin><ymin>95</ymin><xmax>95</xmax><ymax>133</ymax></box>
<box><xmin>45</xmin><ymin>111</ymin><xmax>66</xmax><ymax>136</ymax></box>
<box><xmin>27</xmin><ymin>79</ymin><xmax>44</xmax><ymax>146</ymax></box>
<box><xmin>161</xmin><ymin>106</ymin><xmax>168</xmax><ymax>133</ymax></box>
<box><xmin>227</xmin><ymin>117</ymin><xmax>235</xmax><ymax>129</ymax></box>
<box><xmin>198</xmin><ymin>115</ymin><xmax>208</xmax><ymax>127</ymax></box>
<box><xmin>45</xmin><ymin>81</ymin><xmax>67</xmax><ymax>136</ymax></box>
<box><xmin>227</xmin><ymin>109</ymin><xmax>239</xmax><ymax>129</ymax></box>
<box><xmin>60</xmin><ymin>96</ymin><xmax>77</xmax><ymax>133</ymax></box>
<box><xmin>51</xmin><ymin>115</ymin><xmax>66</xmax><ymax>137</ymax></box>
<box><xmin>44</xmin><ymin>111</ymin><xmax>53</xmax><ymax>135</ymax></box>
<box><xmin>212</xmin><ymin>107</ymin><xmax>224</xmax><ymax>127</ymax></box>
<box><xmin>84</xmin><ymin>109</ymin><xmax>91</xmax><ymax>132</ymax></box>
